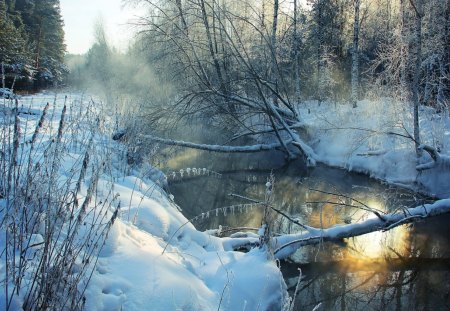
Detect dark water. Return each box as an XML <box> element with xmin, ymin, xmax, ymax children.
<box><xmin>162</xmin><ymin>149</ymin><xmax>450</xmax><ymax>311</ymax></box>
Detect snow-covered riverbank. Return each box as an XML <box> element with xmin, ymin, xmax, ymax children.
<box><xmin>298</xmin><ymin>99</ymin><xmax>450</xmax><ymax>198</ymax></box>
<box><xmin>2</xmin><ymin>92</ymin><xmax>449</xmax><ymax>310</ymax></box>
<box><xmin>0</xmin><ymin>93</ymin><xmax>287</xmax><ymax>310</ymax></box>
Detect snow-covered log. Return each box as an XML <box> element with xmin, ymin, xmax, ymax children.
<box><xmin>143</xmin><ymin>135</ymin><xmax>292</xmax><ymax>153</ymax></box>
<box><xmin>223</xmin><ymin>199</ymin><xmax>450</xmax><ymax>260</ymax></box>
<box><xmin>265</xmin><ymin>102</ymin><xmax>318</xmax><ymax>165</ymax></box>
<box><xmin>356</xmin><ymin>149</ymin><xmax>387</xmax><ymax>156</ymax></box>
<box><xmin>274</xmin><ymin>198</ymin><xmax>450</xmax><ymax>259</ymax></box>
<box><xmin>416</xmin><ymin>144</ymin><xmax>450</xmax><ymax>170</ymax></box>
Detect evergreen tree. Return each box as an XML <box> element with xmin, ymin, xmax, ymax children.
<box><xmin>0</xmin><ymin>0</ymin><xmax>66</xmax><ymax>89</ymax></box>
<box><xmin>0</xmin><ymin>0</ymin><xmax>30</xmax><ymax>88</ymax></box>
<box><xmin>27</xmin><ymin>0</ymin><xmax>66</xmax><ymax>87</ymax></box>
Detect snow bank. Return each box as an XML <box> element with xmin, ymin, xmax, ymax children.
<box><xmin>0</xmin><ymin>92</ymin><xmax>287</xmax><ymax>310</ymax></box>
<box><xmin>87</xmin><ymin>172</ymin><xmax>286</xmax><ymax>310</ymax></box>
<box><xmin>299</xmin><ymin>99</ymin><xmax>450</xmax><ymax>198</ymax></box>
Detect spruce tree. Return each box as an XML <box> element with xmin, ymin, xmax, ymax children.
<box><xmin>27</xmin><ymin>0</ymin><xmax>66</xmax><ymax>87</ymax></box>
<box><xmin>0</xmin><ymin>0</ymin><xmax>30</xmax><ymax>87</ymax></box>
<box><xmin>1</xmin><ymin>0</ymin><xmax>66</xmax><ymax>89</ymax></box>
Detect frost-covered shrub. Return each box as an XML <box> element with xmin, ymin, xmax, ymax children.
<box><xmin>0</xmin><ymin>95</ymin><xmax>118</xmax><ymax>310</ymax></box>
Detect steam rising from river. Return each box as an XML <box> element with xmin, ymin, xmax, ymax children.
<box><xmin>65</xmin><ymin>24</ymin><xmax>175</xmax><ymax>120</ymax></box>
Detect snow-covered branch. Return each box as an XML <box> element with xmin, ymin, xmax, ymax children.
<box><xmin>416</xmin><ymin>144</ymin><xmax>450</xmax><ymax>172</ymax></box>
<box><xmin>421</xmin><ymin>144</ymin><xmax>440</xmax><ymax>161</ymax></box>
<box><xmin>143</xmin><ymin>135</ymin><xmax>292</xmax><ymax>153</ymax></box>
<box><xmin>274</xmin><ymin>199</ymin><xmax>450</xmax><ymax>259</ymax></box>
<box><xmin>223</xmin><ymin>199</ymin><xmax>450</xmax><ymax>260</ymax></box>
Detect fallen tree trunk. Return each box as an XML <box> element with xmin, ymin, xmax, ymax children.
<box><xmin>416</xmin><ymin>144</ymin><xmax>450</xmax><ymax>171</ymax></box>
<box><xmin>143</xmin><ymin>135</ymin><xmax>292</xmax><ymax>153</ymax></box>
<box><xmin>221</xmin><ymin>199</ymin><xmax>450</xmax><ymax>260</ymax></box>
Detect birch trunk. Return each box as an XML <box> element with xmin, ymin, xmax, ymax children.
<box><xmin>411</xmin><ymin>0</ymin><xmax>422</xmax><ymax>157</ymax></box>
<box><xmin>400</xmin><ymin>0</ymin><xmax>408</xmax><ymax>101</ymax></box>
<box><xmin>199</xmin><ymin>0</ymin><xmax>226</xmax><ymax>94</ymax></box>
<box><xmin>271</xmin><ymin>0</ymin><xmax>279</xmax><ymax>107</ymax></box>
<box><xmin>351</xmin><ymin>0</ymin><xmax>360</xmax><ymax>108</ymax></box>
<box><xmin>317</xmin><ymin>0</ymin><xmax>324</xmax><ymax>105</ymax></box>
<box><xmin>293</xmin><ymin>0</ymin><xmax>301</xmax><ymax>104</ymax></box>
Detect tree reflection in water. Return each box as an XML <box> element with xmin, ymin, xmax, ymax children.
<box><xmin>165</xmin><ymin>150</ymin><xmax>450</xmax><ymax>310</ymax></box>
<box><xmin>283</xmin><ymin>214</ymin><xmax>450</xmax><ymax>311</ymax></box>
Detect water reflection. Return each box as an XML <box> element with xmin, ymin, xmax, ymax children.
<box><xmin>283</xmin><ymin>214</ymin><xmax>450</xmax><ymax>310</ymax></box>
<box><xmin>159</xmin><ymin>149</ymin><xmax>450</xmax><ymax>310</ymax></box>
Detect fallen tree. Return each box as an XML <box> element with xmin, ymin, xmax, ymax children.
<box><xmin>416</xmin><ymin>144</ymin><xmax>450</xmax><ymax>171</ymax></box>
<box><xmin>142</xmin><ymin>133</ymin><xmax>318</xmax><ymax>166</ymax></box>
<box><xmin>220</xmin><ymin>198</ymin><xmax>450</xmax><ymax>260</ymax></box>
<box><xmin>142</xmin><ymin>135</ymin><xmax>293</xmax><ymax>153</ymax></box>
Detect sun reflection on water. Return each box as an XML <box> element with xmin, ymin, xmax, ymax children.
<box><xmin>305</xmin><ymin>194</ymin><xmax>412</xmax><ymax>267</ymax></box>
<box><xmin>347</xmin><ymin>200</ymin><xmax>410</xmax><ymax>259</ymax></box>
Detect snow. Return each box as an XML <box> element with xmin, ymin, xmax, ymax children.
<box><xmin>0</xmin><ymin>92</ymin><xmax>286</xmax><ymax>310</ymax></box>
<box><xmin>0</xmin><ymin>88</ymin><xmax>17</xmax><ymax>99</ymax></box>
<box><xmin>144</xmin><ymin>134</ymin><xmax>293</xmax><ymax>153</ymax></box>
<box><xmin>1</xmin><ymin>92</ymin><xmax>449</xmax><ymax>310</ymax></box>
<box><xmin>272</xmin><ymin>198</ymin><xmax>450</xmax><ymax>259</ymax></box>
<box><xmin>298</xmin><ymin>99</ymin><xmax>450</xmax><ymax>198</ymax></box>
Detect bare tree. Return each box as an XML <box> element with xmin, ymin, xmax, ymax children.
<box><xmin>127</xmin><ymin>0</ymin><xmax>317</xmax><ymax>163</ymax></box>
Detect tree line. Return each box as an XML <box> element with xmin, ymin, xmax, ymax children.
<box><xmin>106</xmin><ymin>0</ymin><xmax>446</xmax><ymax>160</ymax></box>
<box><xmin>125</xmin><ymin>0</ymin><xmax>448</xmax><ymax>112</ymax></box>
<box><xmin>0</xmin><ymin>0</ymin><xmax>66</xmax><ymax>90</ymax></box>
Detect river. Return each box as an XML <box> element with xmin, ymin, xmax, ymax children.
<box><xmin>161</xmin><ymin>149</ymin><xmax>450</xmax><ymax>310</ymax></box>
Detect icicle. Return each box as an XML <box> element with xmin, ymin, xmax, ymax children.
<box><xmin>186</xmin><ymin>168</ymin><xmax>191</xmax><ymax>176</ymax></box>
<box><xmin>216</xmin><ymin>209</ymin><xmax>219</xmax><ymax>217</ymax></box>
<box><xmin>179</xmin><ymin>169</ymin><xmax>184</xmax><ymax>177</ymax></box>
<box><xmin>206</xmin><ymin>211</ymin><xmax>209</xmax><ymax>218</ymax></box>
<box><xmin>193</xmin><ymin>168</ymin><xmax>197</xmax><ymax>175</ymax></box>
<box><xmin>202</xmin><ymin>168</ymin><xmax>207</xmax><ymax>175</ymax></box>
<box><xmin>231</xmin><ymin>206</ymin><xmax>235</xmax><ymax>215</ymax></box>
<box><xmin>223</xmin><ymin>207</ymin><xmax>227</xmax><ymax>216</ymax></box>
<box><xmin>172</xmin><ymin>172</ymin><xmax>176</xmax><ymax>179</ymax></box>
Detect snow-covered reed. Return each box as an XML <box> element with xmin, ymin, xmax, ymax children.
<box><xmin>0</xmin><ymin>94</ymin><xmax>118</xmax><ymax>310</ymax></box>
